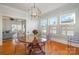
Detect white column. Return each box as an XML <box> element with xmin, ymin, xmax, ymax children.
<box><xmin>0</xmin><ymin>16</ymin><xmax>2</xmax><ymax>46</ymax></box>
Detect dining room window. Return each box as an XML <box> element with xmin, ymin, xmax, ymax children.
<box><xmin>40</xmin><ymin>19</ymin><xmax>48</xmax><ymax>42</ymax></box>
<box><xmin>60</xmin><ymin>13</ymin><xmax>75</xmax><ymax>36</ymax></box>
<box><xmin>60</xmin><ymin>13</ymin><xmax>75</xmax><ymax>25</ymax></box>
<box><xmin>49</xmin><ymin>17</ymin><xmax>57</xmax><ymax>35</ymax></box>
<box><xmin>49</xmin><ymin>17</ymin><xmax>57</xmax><ymax>25</ymax></box>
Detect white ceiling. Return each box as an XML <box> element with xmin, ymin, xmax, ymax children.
<box><xmin>1</xmin><ymin>3</ymin><xmax>66</xmax><ymax>15</ymax></box>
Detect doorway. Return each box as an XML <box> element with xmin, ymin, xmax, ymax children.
<box><xmin>2</xmin><ymin>16</ymin><xmax>26</xmax><ymax>43</ymax></box>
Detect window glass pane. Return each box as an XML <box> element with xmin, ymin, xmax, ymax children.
<box><xmin>50</xmin><ymin>27</ymin><xmax>56</xmax><ymax>29</ymax></box>
<box><xmin>49</xmin><ymin>17</ymin><xmax>57</xmax><ymax>25</ymax></box>
<box><xmin>62</xmin><ymin>31</ymin><xmax>66</xmax><ymax>35</ymax></box>
<box><xmin>67</xmin><ymin>31</ymin><xmax>74</xmax><ymax>36</ymax></box>
<box><xmin>60</xmin><ymin>13</ymin><xmax>75</xmax><ymax>24</ymax></box>
<box><xmin>17</xmin><ymin>24</ymin><xmax>22</xmax><ymax>31</ymax></box>
<box><xmin>40</xmin><ymin>19</ymin><xmax>47</xmax><ymax>42</ymax></box>
<box><xmin>42</xmin><ymin>30</ymin><xmax>46</xmax><ymax>33</ymax></box>
<box><xmin>40</xmin><ymin>19</ymin><xmax>47</xmax><ymax>26</ymax></box>
<box><xmin>52</xmin><ymin>30</ymin><xmax>56</xmax><ymax>34</ymax></box>
<box><xmin>12</xmin><ymin>24</ymin><xmax>17</xmax><ymax>32</ymax></box>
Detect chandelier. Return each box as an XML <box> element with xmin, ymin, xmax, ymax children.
<box><xmin>28</xmin><ymin>3</ymin><xmax>41</xmax><ymax>18</ymax></box>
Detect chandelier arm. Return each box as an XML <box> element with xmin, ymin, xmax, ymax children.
<box><xmin>28</xmin><ymin>3</ymin><xmax>41</xmax><ymax>18</ymax></box>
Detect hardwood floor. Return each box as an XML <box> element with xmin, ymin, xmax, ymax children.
<box><xmin>0</xmin><ymin>46</ymin><xmax>2</xmax><ymax>55</ymax></box>
<box><xmin>2</xmin><ymin>40</ymin><xmax>26</xmax><ymax>55</ymax></box>
<box><xmin>0</xmin><ymin>39</ymin><xmax>79</xmax><ymax>55</ymax></box>
<box><xmin>45</xmin><ymin>40</ymin><xmax>79</xmax><ymax>55</ymax></box>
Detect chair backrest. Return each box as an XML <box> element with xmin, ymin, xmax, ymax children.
<box><xmin>32</xmin><ymin>37</ymin><xmax>39</xmax><ymax>45</ymax></box>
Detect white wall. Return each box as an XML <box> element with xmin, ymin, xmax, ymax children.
<box><xmin>0</xmin><ymin>4</ymin><xmax>26</xmax><ymax>19</ymax></box>
<box><xmin>41</xmin><ymin>4</ymin><xmax>79</xmax><ymax>18</ymax></box>
<box><xmin>0</xmin><ymin>4</ymin><xmax>39</xmax><ymax>42</ymax></box>
<box><xmin>3</xmin><ymin>17</ymin><xmax>12</xmax><ymax>32</ymax></box>
<box><xmin>41</xmin><ymin>3</ymin><xmax>79</xmax><ymax>34</ymax></box>
<box><xmin>0</xmin><ymin>4</ymin><xmax>39</xmax><ymax>35</ymax></box>
<box><xmin>0</xmin><ymin>16</ymin><xmax>2</xmax><ymax>46</ymax></box>
<box><xmin>0</xmin><ymin>4</ymin><xmax>27</xmax><ymax>45</ymax></box>
<box><xmin>41</xmin><ymin>3</ymin><xmax>79</xmax><ymax>47</ymax></box>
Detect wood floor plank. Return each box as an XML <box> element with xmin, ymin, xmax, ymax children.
<box><xmin>0</xmin><ymin>39</ymin><xmax>79</xmax><ymax>55</ymax></box>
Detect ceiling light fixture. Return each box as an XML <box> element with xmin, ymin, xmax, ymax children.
<box><xmin>28</xmin><ymin>3</ymin><xmax>41</xmax><ymax>19</ymax></box>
